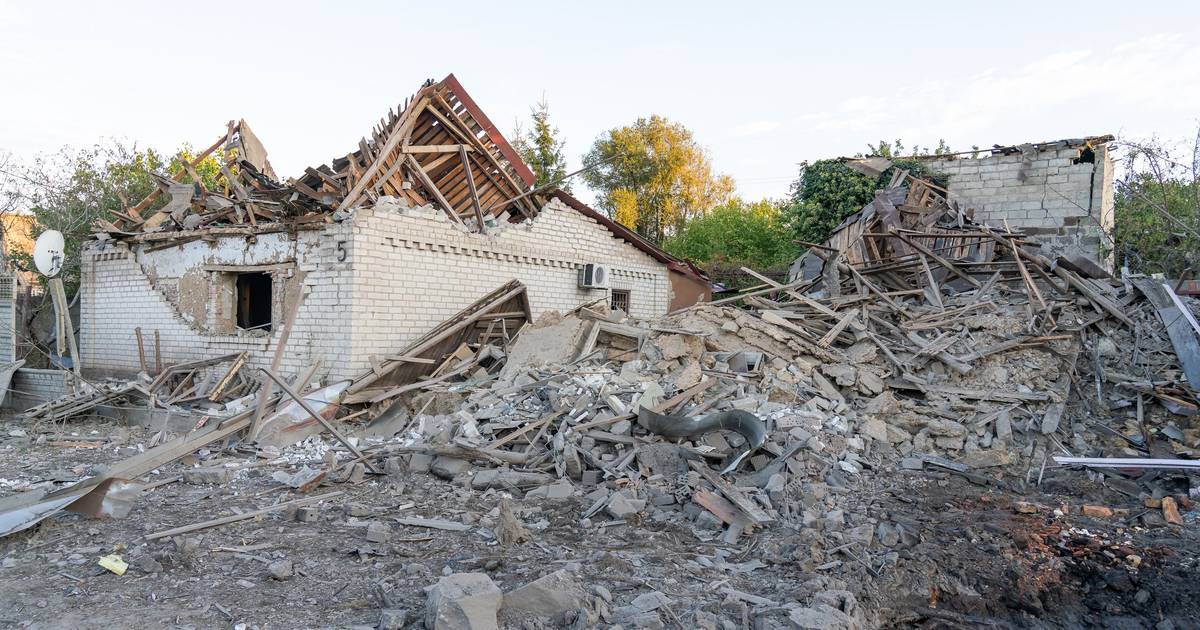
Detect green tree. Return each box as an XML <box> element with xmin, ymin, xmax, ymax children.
<box><xmin>783</xmin><ymin>140</ymin><xmax>950</xmax><ymax>245</ymax></box>
<box><xmin>4</xmin><ymin>141</ymin><xmax>228</xmax><ymax>290</ymax></box>
<box><xmin>582</xmin><ymin>115</ymin><xmax>734</xmax><ymax>244</ymax></box>
<box><xmin>663</xmin><ymin>198</ymin><xmax>796</xmax><ymax>270</ymax></box>
<box><xmin>783</xmin><ymin>160</ymin><xmax>877</xmax><ymax>245</ymax></box>
<box><xmin>512</xmin><ymin>97</ymin><xmax>570</xmax><ymax>191</ymax></box>
<box><xmin>1112</xmin><ymin>133</ymin><xmax>1200</xmax><ymax>275</ymax></box>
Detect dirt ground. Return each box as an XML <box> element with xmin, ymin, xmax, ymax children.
<box><xmin>1</xmin><ymin>414</ymin><xmax>1198</xmax><ymax>630</ymax></box>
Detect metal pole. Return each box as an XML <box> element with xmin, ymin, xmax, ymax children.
<box><xmin>258</xmin><ymin>368</ymin><xmax>381</xmax><ymax>474</ymax></box>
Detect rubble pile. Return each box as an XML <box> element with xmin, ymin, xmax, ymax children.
<box><xmin>312</xmin><ymin>174</ymin><xmax>1200</xmax><ymax>548</ymax></box>
<box><xmin>23</xmin><ymin>352</ymin><xmax>257</xmax><ymax>424</ymax></box>
<box><xmin>2</xmin><ymin>174</ymin><xmax>1199</xmax><ymax>627</ymax></box>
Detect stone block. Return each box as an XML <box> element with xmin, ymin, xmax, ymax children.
<box><xmin>425</xmin><ymin>573</ymin><xmax>502</xmax><ymax>630</ymax></box>
<box><xmin>501</xmin><ymin>569</ymin><xmax>586</xmax><ymax>618</ymax></box>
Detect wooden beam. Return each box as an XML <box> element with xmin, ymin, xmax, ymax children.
<box><xmin>247</xmin><ymin>273</ymin><xmax>307</xmax><ymax>441</ymax></box>
<box><xmin>128</xmin><ymin>122</ymin><xmax>232</xmax><ymax>216</ymax></box>
<box><xmin>460</xmin><ymin>145</ymin><xmax>485</xmax><ymax>231</ymax></box>
<box><xmin>406</xmin><ymin>154</ymin><xmax>463</xmax><ymax>224</ymax></box>
<box><xmin>144</xmin><ymin>491</ymin><xmax>343</xmax><ymax>540</ymax></box>
<box><xmin>402</xmin><ymin>144</ymin><xmax>475</xmax><ymax>154</ymax></box>
<box><xmin>888</xmin><ymin>229</ymin><xmax>981</xmax><ymax>289</ymax></box>
<box><xmin>427</xmin><ymin>94</ymin><xmax>535</xmax><ymax>216</ymax></box>
<box><xmin>338</xmin><ymin>93</ymin><xmax>430</xmax><ymax>210</ymax></box>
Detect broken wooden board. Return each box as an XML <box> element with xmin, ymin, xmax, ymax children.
<box><xmin>395</xmin><ymin>516</ymin><xmax>471</xmax><ymax>532</ymax></box>
<box><xmin>1133</xmin><ymin>279</ymin><xmax>1200</xmax><ymax>389</ymax></box>
<box><xmin>688</xmin><ymin>460</ymin><xmax>773</xmax><ymax>525</ymax></box>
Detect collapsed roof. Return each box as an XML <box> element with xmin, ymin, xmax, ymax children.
<box><xmin>93</xmin><ymin>74</ymin><xmax>706</xmax><ymax>281</ymax></box>
<box><xmin>96</xmin><ymin>75</ymin><xmax>542</xmax><ymax>237</ymax></box>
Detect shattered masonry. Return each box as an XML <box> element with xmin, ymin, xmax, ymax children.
<box><xmin>0</xmin><ymin>76</ymin><xmax>1198</xmax><ymax>629</ymax></box>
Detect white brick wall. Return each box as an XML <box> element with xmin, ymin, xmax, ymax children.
<box><xmin>924</xmin><ymin>143</ymin><xmax>1114</xmax><ymax>264</ymax></box>
<box><xmin>343</xmin><ymin>197</ymin><xmax>669</xmax><ymax>379</ymax></box>
<box><xmin>80</xmin><ymin>198</ymin><xmax>671</xmax><ymax>382</ymax></box>
<box><xmin>81</xmin><ymin>225</ymin><xmax>356</xmax><ymax>381</ymax></box>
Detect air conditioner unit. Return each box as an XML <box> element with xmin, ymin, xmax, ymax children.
<box><xmin>578</xmin><ymin>263</ymin><xmax>610</xmax><ymax>289</ymax></box>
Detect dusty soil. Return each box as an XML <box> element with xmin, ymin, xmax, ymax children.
<box><xmin>1</xmin><ymin>414</ymin><xmax>1197</xmax><ymax>630</ymax></box>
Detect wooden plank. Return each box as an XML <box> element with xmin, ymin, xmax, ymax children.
<box><xmin>247</xmin><ymin>273</ymin><xmax>307</xmax><ymax>440</ymax></box>
<box><xmin>395</xmin><ymin>516</ymin><xmax>470</xmax><ymax>532</ymax></box>
<box><xmin>407</xmin><ymin>154</ymin><xmax>463</xmax><ymax>224</ymax></box>
<box><xmin>889</xmin><ymin>230</ymin><xmax>982</xmax><ymax>289</ymax></box>
<box><xmin>401</xmin><ymin>144</ymin><xmax>475</xmax><ymax>154</ymax></box>
<box><xmin>134</xmin><ymin>327</ymin><xmax>147</xmax><ymax>373</ymax></box>
<box><xmin>918</xmin><ymin>253</ymin><xmax>944</xmax><ymax>309</ymax></box>
<box><xmin>688</xmin><ymin>461</ymin><xmax>773</xmax><ymax>525</ymax></box>
<box><xmin>145</xmin><ymin>492</ymin><xmax>343</xmax><ymax>540</ymax></box>
<box><xmin>992</xmin><ymin>233</ymin><xmax>1046</xmax><ymax>311</ymax></box>
<box><xmin>739</xmin><ymin>267</ymin><xmax>840</xmax><ymax>317</ymax></box>
<box><xmin>818</xmin><ymin>310</ymin><xmax>858</xmax><ymax>348</ymax></box>
<box><xmin>692</xmin><ymin>488</ymin><xmax>743</xmax><ymax>525</ymax></box>
<box><xmin>1134</xmin><ymin>279</ymin><xmax>1200</xmax><ymax>389</ymax></box>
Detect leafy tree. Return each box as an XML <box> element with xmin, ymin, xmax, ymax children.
<box><xmin>582</xmin><ymin>115</ymin><xmax>734</xmax><ymax>244</ymax></box>
<box><xmin>783</xmin><ymin>160</ymin><xmax>878</xmax><ymax>245</ymax></box>
<box><xmin>3</xmin><ymin>141</ymin><xmax>228</xmax><ymax>291</ymax></box>
<box><xmin>663</xmin><ymin>198</ymin><xmax>796</xmax><ymax>271</ymax></box>
<box><xmin>783</xmin><ymin>140</ymin><xmax>950</xmax><ymax>245</ymax></box>
<box><xmin>1112</xmin><ymin>133</ymin><xmax>1200</xmax><ymax>276</ymax></box>
<box><xmin>512</xmin><ymin>98</ymin><xmax>570</xmax><ymax>191</ymax></box>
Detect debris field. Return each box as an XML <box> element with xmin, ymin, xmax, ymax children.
<box><xmin>1</xmin><ymin>173</ymin><xmax>1199</xmax><ymax>629</ymax></box>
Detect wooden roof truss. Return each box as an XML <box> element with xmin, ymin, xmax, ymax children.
<box><xmin>309</xmin><ymin>77</ymin><xmax>540</xmax><ymax>233</ymax></box>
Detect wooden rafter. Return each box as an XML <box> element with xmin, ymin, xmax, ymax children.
<box><xmin>406</xmin><ymin>154</ymin><xmax>462</xmax><ymax>224</ymax></box>
<box><xmin>460</xmin><ymin>145</ymin><xmax>484</xmax><ymax>230</ymax></box>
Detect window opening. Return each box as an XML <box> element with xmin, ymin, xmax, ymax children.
<box><xmin>236</xmin><ymin>273</ymin><xmax>272</xmax><ymax>331</ymax></box>
<box><xmin>610</xmin><ymin>289</ymin><xmax>631</xmax><ymax>313</ymax></box>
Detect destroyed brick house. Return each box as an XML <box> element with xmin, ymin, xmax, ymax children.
<box><xmin>3</xmin><ymin>80</ymin><xmax>1200</xmax><ymax>626</ymax></box>
<box><xmin>789</xmin><ymin>135</ymin><xmax>1117</xmax><ymax>284</ymax></box>
<box><xmin>921</xmin><ymin>136</ymin><xmax>1115</xmax><ymax>263</ymax></box>
<box><xmin>75</xmin><ymin>74</ymin><xmax>710</xmax><ymax>384</ymax></box>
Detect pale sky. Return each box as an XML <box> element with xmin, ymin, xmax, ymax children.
<box><xmin>2</xmin><ymin>1</ymin><xmax>1199</xmax><ymax>205</ymax></box>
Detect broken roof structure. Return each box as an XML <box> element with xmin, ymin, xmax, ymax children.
<box><xmin>825</xmin><ymin>134</ymin><xmax>1117</xmax><ymax>271</ymax></box>
<box><xmin>94</xmin><ymin>74</ymin><xmax>705</xmax><ymax>287</ymax></box>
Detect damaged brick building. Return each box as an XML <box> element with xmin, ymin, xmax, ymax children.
<box><xmin>78</xmin><ymin>75</ymin><xmax>710</xmax><ymax>382</ymax></box>
<box><xmin>920</xmin><ymin>136</ymin><xmax>1115</xmax><ymax>265</ymax></box>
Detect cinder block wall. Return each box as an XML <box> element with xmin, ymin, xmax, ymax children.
<box><xmin>79</xmin><ymin>198</ymin><xmax>671</xmax><ymax>383</ymax></box>
<box><xmin>924</xmin><ymin>143</ymin><xmax>1114</xmax><ymax>264</ymax></box>
<box><xmin>345</xmin><ymin>197</ymin><xmax>670</xmax><ymax>378</ymax></box>
<box><xmin>7</xmin><ymin>368</ymin><xmax>68</xmax><ymax>409</ymax></box>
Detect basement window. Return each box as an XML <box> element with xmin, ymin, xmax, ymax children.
<box><xmin>610</xmin><ymin>289</ymin><xmax>631</xmax><ymax>314</ymax></box>
<box><xmin>236</xmin><ymin>272</ymin><xmax>273</xmax><ymax>332</ymax></box>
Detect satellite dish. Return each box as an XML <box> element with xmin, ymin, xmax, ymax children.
<box><xmin>33</xmin><ymin>230</ymin><xmax>65</xmax><ymax>278</ymax></box>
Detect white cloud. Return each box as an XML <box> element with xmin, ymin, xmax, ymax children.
<box><xmin>730</xmin><ymin>120</ymin><xmax>781</xmax><ymax>137</ymax></box>
<box><xmin>789</xmin><ymin>33</ymin><xmax>1200</xmax><ymax>146</ymax></box>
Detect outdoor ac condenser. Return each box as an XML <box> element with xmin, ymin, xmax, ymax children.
<box><xmin>578</xmin><ymin>263</ymin><xmax>610</xmax><ymax>289</ymax></box>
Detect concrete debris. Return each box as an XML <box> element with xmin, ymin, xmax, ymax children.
<box><xmin>267</xmin><ymin>559</ymin><xmax>294</xmax><ymax>580</ymax></box>
<box><xmin>500</xmin><ymin>569</ymin><xmax>586</xmax><ymax>618</ymax></box>
<box><xmin>605</xmin><ymin>492</ymin><xmax>646</xmax><ymax>520</ymax></box>
<box><xmin>495</xmin><ymin>499</ymin><xmax>530</xmax><ymax>547</ymax></box>
<box><xmin>425</xmin><ymin>572</ymin><xmax>502</xmax><ymax>630</ymax></box>
<box><xmin>3</xmin><ymin>165</ymin><xmax>1199</xmax><ymax>628</ymax></box>
<box><xmin>377</xmin><ymin>608</ymin><xmax>407</xmax><ymax>630</ymax></box>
